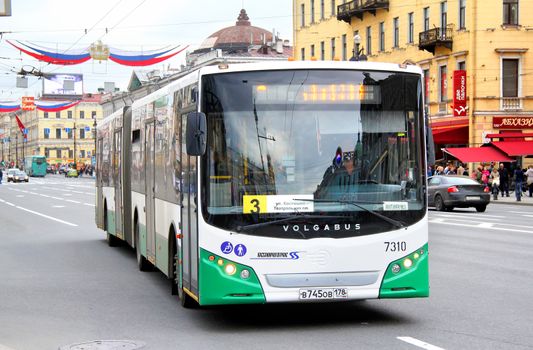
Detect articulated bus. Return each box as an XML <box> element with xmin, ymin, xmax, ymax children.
<box><xmin>96</xmin><ymin>61</ymin><xmax>429</xmax><ymax>307</ymax></box>
<box><xmin>24</xmin><ymin>155</ymin><xmax>47</xmax><ymax>177</ymax></box>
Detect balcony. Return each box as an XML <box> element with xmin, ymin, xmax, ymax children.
<box><xmin>337</xmin><ymin>0</ymin><xmax>389</xmax><ymax>22</ymax></box>
<box><xmin>418</xmin><ymin>27</ymin><xmax>453</xmax><ymax>54</ymax></box>
<box><xmin>501</xmin><ymin>97</ymin><xmax>522</xmax><ymax>110</ymax></box>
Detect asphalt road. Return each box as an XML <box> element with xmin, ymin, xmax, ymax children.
<box><xmin>0</xmin><ymin>175</ymin><xmax>532</xmax><ymax>350</ymax></box>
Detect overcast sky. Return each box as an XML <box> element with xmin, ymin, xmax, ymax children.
<box><xmin>0</xmin><ymin>0</ymin><xmax>292</xmax><ymax>101</ymax></box>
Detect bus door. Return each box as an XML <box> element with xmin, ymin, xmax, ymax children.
<box><xmin>144</xmin><ymin>121</ymin><xmax>157</xmax><ymax>263</ymax></box>
<box><xmin>96</xmin><ymin>138</ymin><xmax>104</xmax><ymax>229</ymax></box>
<box><xmin>113</xmin><ymin>129</ymin><xmax>123</xmax><ymax>239</ymax></box>
<box><xmin>180</xmin><ymin>112</ymin><xmax>199</xmax><ymax>296</ymax></box>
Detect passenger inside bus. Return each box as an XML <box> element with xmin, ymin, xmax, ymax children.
<box><xmin>314</xmin><ymin>148</ymin><xmax>362</xmax><ymax>198</ymax></box>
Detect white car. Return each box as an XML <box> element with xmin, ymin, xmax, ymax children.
<box><xmin>6</xmin><ymin>168</ymin><xmax>18</xmax><ymax>182</ymax></box>
<box><xmin>13</xmin><ymin>170</ymin><xmax>29</xmax><ymax>183</ymax></box>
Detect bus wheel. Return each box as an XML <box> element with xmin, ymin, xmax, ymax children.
<box><xmin>135</xmin><ymin>220</ymin><xmax>151</xmax><ymax>271</ymax></box>
<box><xmin>180</xmin><ymin>287</ymin><xmax>197</xmax><ymax>308</ymax></box>
<box><xmin>106</xmin><ymin>232</ymin><xmax>120</xmax><ymax>247</ymax></box>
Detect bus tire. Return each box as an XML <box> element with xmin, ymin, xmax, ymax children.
<box><xmin>135</xmin><ymin>219</ymin><xmax>151</xmax><ymax>271</ymax></box>
<box><xmin>169</xmin><ymin>227</ymin><xmax>179</xmax><ymax>295</ymax></box>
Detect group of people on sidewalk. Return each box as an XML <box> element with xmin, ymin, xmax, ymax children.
<box><xmin>430</xmin><ymin>162</ymin><xmax>533</xmax><ymax>201</ymax></box>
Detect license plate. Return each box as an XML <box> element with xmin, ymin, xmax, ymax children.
<box><xmin>299</xmin><ymin>288</ymin><xmax>348</xmax><ymax>300</ymax></box>
<box><xmin>466</xmin><ymin>196</ymin><xmax>480</xmax><ymax>201</ymax></box>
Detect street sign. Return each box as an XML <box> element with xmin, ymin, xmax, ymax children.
<box><xmin>65</xmin><ymin>127</ymin><xmax>71</xmax><ymax>133</ymax></box>
<box><xmin>23</xmin><ymin>128</ymin><xmax>28</xmax><ymax>134</ymax></box>
<box><xmin>85</xmin><ymin>126</ymin><xmax>91</xmax><ymax>131</ymax></box>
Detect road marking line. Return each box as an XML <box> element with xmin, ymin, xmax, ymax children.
<box><xmin>14</xmin><ymin>205</ymin><xmax>77</xmax><ymax>226</ymax></box>
<box><xmin>5</xmin><ymin>201</ymin><xmax>15</xmax><ymax>206</ymax></box>
<box><xmin>431</xmin><ymin>214</ymin><xmax>502</xmax><ymax>221</ymax></box>
<box><xmin>16</xmin><ymin>195</ymin><xmax>24</xmax><ymax>198</ymax></box>
<box><xmin>66</xmin><ymin>199</ymin><xmax>81</xmax><ymax>204</ymax></box>
<box><xmin>429</xmin><ymin>220</ymin><xmax>533</xmax><ymax>233</ymax></box>
<box><xmin>478</xmin><ymin>222</ymin><xmax>494</xmax><ymax>228</ymax></box>
<box><xmin>83</xmin><ymin>203</ymin><xmax>95</xmax><ymax>207</ymax></box>
<box><xmin>53</xmin><ymin>205</ymin><xmax>65</xmax><ymax>208</ymax></box>
<box><xmin>40</xmin><ymin>194</ymin><xmax>51</xmax><ymax>198</ymax></box>
<box><xmin>397</xmin><ymin>336</ymin><xmax>445</xmax><ymax>350</ymax></box>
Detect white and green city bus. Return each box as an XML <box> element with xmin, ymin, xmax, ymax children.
<box><xmin>96</xmin><ymin>61</ymin><xmax>429</xmax><ymax>307</ymax></box>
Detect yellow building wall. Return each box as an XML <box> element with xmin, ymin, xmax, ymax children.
<box><xmin>294</xmin><ymin>0</ymin><xmax>533</xmax><ymax>165</ymax></box>
<box><xmin>9</xmin><ymin>101</ymin><xmax>103</xmax><ymax>165</ymax></box>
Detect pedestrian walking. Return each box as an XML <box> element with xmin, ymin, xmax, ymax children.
<box><xmin>498</xmin><ymin>163</ymin><xmax>510</xmax><ymax>197</ymax></box>
<box><xmin>525</xmin><ymin>165</ymin><xmax>533</xmax><ymax>197</ymax></box>
<box><xmin>514</xmin><ymin>167</ymin><xmax>524</xmax><ymax>201</ymax></box>
<box><xmin>489</xmin><ymin>167</ymin><xmax>500</xmax><ymax>200</ymax></box>
<box><xmin>457</xmin><ymin>164</ymin><xmax>465</xmax><ymax>176</ymax></box>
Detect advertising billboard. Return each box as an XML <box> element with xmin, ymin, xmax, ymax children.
<box><xmin>42</xmin><ymin>73</ymin><xmax>83</xmax><ymax>96</ymax></box>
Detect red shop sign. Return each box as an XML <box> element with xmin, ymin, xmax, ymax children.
<box><xmin>453</xmin><ymin>70</ymin><xmax>467</xmax><ymax>117</ymax></box>
<box><xmin>493</xmin><ymin>116</ymin><xmax>533</xmax><ymax>129</ymax></box>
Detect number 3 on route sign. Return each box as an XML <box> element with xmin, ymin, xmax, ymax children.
<box><xmin>243</xmin><ymin>195</ymin><xmax>267</xmax><ymax>214</ymax></box>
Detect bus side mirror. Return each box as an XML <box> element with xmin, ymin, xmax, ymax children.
<box><xmin>186</xmin><ymin>112</ymin><xmax>207</xmax><ymax>156</ymax></box>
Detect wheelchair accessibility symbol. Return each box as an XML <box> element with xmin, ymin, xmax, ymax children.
<box><xmin>220</xmin><ymin>241</ymin><xmax>233</xmax><ymax>254</ymax></box>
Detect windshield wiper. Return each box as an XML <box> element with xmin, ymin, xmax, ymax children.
<box><xmin>294</xmin><ymin>198</ymin><xmax>406</xmax><ymax>229</ymax></box>
<box><xmin>235</xmin><ymin>214</ymin><xmax>346</xmax><ymax>233</ymax></box>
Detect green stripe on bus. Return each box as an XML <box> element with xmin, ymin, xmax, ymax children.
<box><xmin>379</xmin><ymin>243</ymin><xmax>429</xmax><ymax>298</ymax></box>
<box><xmin>199</xmin><ymin>248</ymin><xmax>265</xmax><ymax>305</ymax></box>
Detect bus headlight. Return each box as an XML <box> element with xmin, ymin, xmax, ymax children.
<box><xmin>240</xmin><ymin>269</ymin><xmax>250</xmax><ymax>279</ymax></box>
<box><xmin>403</xmin><ymin>258</ymin><xmax>413</xmax><ymax>268</ymax></box>
<box><xmin>224</xmin><ymin>263</ymin><xmax>237</xmax><ymax>275</ymax></box>
<box><xmin>391</xmin><ymin>264</ymin><xmax>401</xmax><ymax>274</ymax></box>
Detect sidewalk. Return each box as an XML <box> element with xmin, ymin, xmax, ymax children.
<box><xmin>490</xmin><ymin>192</ymin><xmax>533</xmax><ymax>206</ymax></box>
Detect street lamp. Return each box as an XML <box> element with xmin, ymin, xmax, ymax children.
<box><xmin>350</xmin><ymin>34</ymin><xmax>368</xmax><ymax>61</ymax></box>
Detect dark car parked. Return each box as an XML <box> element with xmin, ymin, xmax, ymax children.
<box><xmin>428</xmin><ymin>175</ymin><xmax>491</xmax><ymax>212</ymax></box>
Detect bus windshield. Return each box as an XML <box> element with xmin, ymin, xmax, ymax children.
<box><xmin>201</xmin><ymin>69</ymin><xmax>426</xmax><ymax>239</ymax></box>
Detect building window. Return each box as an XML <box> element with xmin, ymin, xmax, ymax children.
<box><xmin>80</xmin><ymin>129</ymin><xmax>85</xmax><ymax>139</ymax></box>
<box><xmin>80</xmin><ymin>111</ymin><xmax>85</xmax><ymax>119</ymax></box>
<box><xmin>423</xmin><ymin>69</ymin><xmax>430</xmax><ymax>104</ymax></box>
<box><xmin>56</xmin><ymin>112</ymin><xmax>60</xmax><ymax>119</ymax></box>
<box><xmin>45</xmin><ymin>148</ymin><xmax>49</xmax><ymax>158</ymax></box>
<box><xmin>69</xmin><ymin>150</ymin><xmax>73</xmax><ymax>158</ymax></box>
<box><xmin>366</xmin><ymin>26</ymin><xmax>372</xmax><ymax>55</ymax></box>
<box><xmin>301</xmin><ymin>4</ymin><xmax>305</xmax><ymax>27</ymax></box>
<box><xmin>321</xmin><ymin>41</ymin><xmax>325</xmax><ymax>60</ymax></box>
<box><xmin>311</xmin><ymin>44</ymin><xmax>315</xmax><ymax>58</ymax></box>
<box><xmin>441</xmin><ymin>1</ymin><xmax>448</xmax><ymax>29</ymax></box>
<box><xmin>342</xmin><ymin>34</ymin><xmax>347</xmax><ymax>60</ymax></box>
<box><xmin>44</xmin><ymin>112</ymin><xmax>49</xmax><ymax>119</ymax></box>
<box><xmin>301</xmin><ymin>47</ymin><xmax>305</xmax><ymax>61</ymax></box>
<box><xmin>311</xmin><ymin>0</ymin><xmax>315</xmax><ymax>23</ymax></box>
<box><xmin>439</xmin><ymin>65</ymin><xmax>448</xmax><ymax>102</ymax></box>
<box><xmin>503</xmin><ymin>0</ymin><xmax>518</xmax><ymax>25</ymax></box>
<box><xmin>68</xmin><ymin>110</ymin><xmax>73</xmax><ymax>119</ymax></box>
<box><xmin>56</xmin><ymin>128</ymin><xmax>61</xmax><ymax>139</ymax></box>
<box><xmin>92</xmin><ymin>111</ymin><xmax>96</xmax><ymax>119</ymax></box>
<box><xmin>57</xmin><ymin>149</ymin><xmax>61</xmax><ymax>159</ymax></box>
<box><xmin>44</xmin><ymin>129</ymin><xmax>50</xmax><ymax>139</ymax></box>
<box><xmin>457</xmin><ymin>61</ymin><xmax>466</xmax><ymax>71</ymax></box>
<box><xmin>379</xmin><ymin>22</ymin><xmax>385</xmax><ymax>51</ymax></box>
<box><xmin>424</xmin><ymin>7</ymin><xmax>430</xmax><ymax>31</ymax></box>
<box><xmin>393</xmin><ymin>17</ymin><xmax>399</xmax><ymax>48</ymax></box>
<box><xmin>80</xmin><ymin>150</ymin><xmax>85</xmax><ymax>158</ymax></box>
<box><xmin>408</xmin><ymin>12</ymin><xmax>414</xmax><ymax>43</ymax></box>
<box><xmin>331</xmin><ymin>0</ymin><xmax>335</xmax><ymax>16</ymax></box>
<box><xmin>502</xmin><ymin>59</ymin><xmax>519</xmax><ymax>97</ymax></box>
<box><xmin>68</xmin><ymin>129</ymin><xmax>73</xmax><ymax>139</ymax></box>
<box><xmin>331</xmin><ymin>38</ymin><xmax>336</xmax><ymax>59</ymax></box>
<box><xmin>321</xmin><ymin>0</ymin><xmax>325</xmax><ymax>19</ymax></box>
<box><xmin>459</xmin><ymin>0</ymin><xmax>466</xmax><ymax>29</ymax></box>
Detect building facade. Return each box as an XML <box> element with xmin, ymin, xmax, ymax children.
<box><xmin>4</xmin><ymin>94</ymin><xmax>103</xmax><ymax>166</ymax></box>
<box><xmin>293</xmin><ymin>0</ymin><xmax>533</xmax><ymax>165</ymax></box>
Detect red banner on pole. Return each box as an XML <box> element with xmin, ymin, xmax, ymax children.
<box><xmin>453</xmin><ymin>70</ymin><xmax>467</xmax><ymax>117</ymax></box>
<box><xmin>15</xmin><ymin>114</ymin><xmax>27</xmax><ymax>139</ymax></box>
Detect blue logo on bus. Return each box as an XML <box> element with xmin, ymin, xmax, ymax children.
<box><xmin>234</xmin><ymin>244</ymin><xmax>247</xmax><ymax>257</ymax></box>
<box><xmin>220</xmin><ymin>241</ymin><xmax>233</xmax><ymax>254</ymax></box>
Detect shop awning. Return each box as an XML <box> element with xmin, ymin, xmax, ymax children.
<box><xmin>430</xmin><ymin>118</ymin><xmax>469</xmax><ymax>145</ymax></box>
<box><xmin>442</xmin><ymin>146</ymin><xmax>515</xmax><ymax>162</ymax></box>
<box><xmin>486</xmin><ymin>132</ymin><xmax>533</xmax><ymax>139</ymax></box>
<box><xmin>491</xmin><ymin>141</ymin><xmax>533</xmax><ymax>156</ymax></box>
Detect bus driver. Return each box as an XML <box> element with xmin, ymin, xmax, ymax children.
<box><xmin>315</xmin><ymin>147</ymin><xmax>361</xmax><ymax>198</ymax></box>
